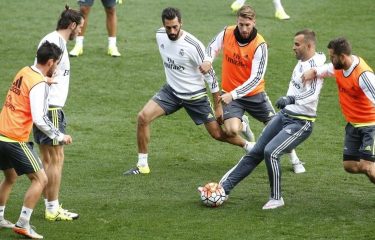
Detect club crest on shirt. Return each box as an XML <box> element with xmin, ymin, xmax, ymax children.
<box><xmin>179</xmin><ymin>49</ymin><xmax>184</xmax><ymax>56</ymax></box>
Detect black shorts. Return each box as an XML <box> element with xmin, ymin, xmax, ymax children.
<box><xmin>0</xmin><ymin>140</ymin><xmax>43</xmax><ymax>176</ymax></box>
<box><xmin>33</xmin><ymin>107</ymin><xmax>66</xmax><ymax>146</ymax></box>
<box><xmin>223</xmin><ymin>91</ymin><xmax>275</xmax><ymax>124</ymax></box>
<box><xmin>152</xmin><ymin>84</ymin><xmax>216</xmax><ymax>125</ymax></box>
<box><xmin>78</xmin><ymin>0</ymin><xmax>116</xmax><ymax>8</ymax></box>
<box><xmin>343</xmin><ymin>123</ymin><xmax>375</xmax><ymax>162</ymax></box>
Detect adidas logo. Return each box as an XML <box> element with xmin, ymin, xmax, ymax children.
<box><xmin>207</xmin><ymin>113</ymin><xmax>213</xmax><ymax>119</ymax></box>
<box><xmin>364</xmin><ymin>146</ymin><xmax>372</xmax><ymax>151</ymax></box>
<box><xmin>285</xmin><ymin>129</ymin><xmax>292</xmax><ymax>134</ymax></box>
<box><xmin>10</xmin><ymin>76</ymin><xmax>22</xmax><ymax>95</ymax></box>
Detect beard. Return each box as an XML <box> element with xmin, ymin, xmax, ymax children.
<box><xmin>167</xmin><ymin>29</ymin><xmax>180</xmax><ymax>41</ymax></box>
<box><xmin>333</xmin><ymin>61</ymin><xmax>345</xmax><ymax>69</ymax></box>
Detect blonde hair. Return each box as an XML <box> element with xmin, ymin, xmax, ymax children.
<box><xmin>237</xmin><ymin>5</ymin><xmax>256</xmax><ymax>20</ymax></box>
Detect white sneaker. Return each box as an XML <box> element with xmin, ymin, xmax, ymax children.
<box><xmin>292</xmin><ymin>161</ymin><xmax>306</xmax><ymax>174</ymax></box>
<box><xmin>0</xmin><ymin>218</ymin><xmax>15</xmax><ymax>228</ymax></box>
<box><xmin>242</xmin><ymin>115</ymin><xmax>256</xmax><ymax>142</ymax></box>
<box><xmin>262</xmin><ymin>197</ymin><xmax>284</xmax><ymax>210</ymax></box>
<box><xmin>230</xmin><ymin>0</ymin><xmax>244</xmax><ymax>12</ymax></box>
<box><xmin>13</xmin><ymin>223</ymin><xmax>43</xmax><ymax>239</ymax></box>
<box><xmin>275</xmin><ymin>9</ymin><xmax>290</xmax><ymax>20</ymax></box>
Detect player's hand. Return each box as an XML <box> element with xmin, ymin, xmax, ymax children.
<box><xmin>219</xmin><ymin>93</ymin><xmax>233</xmax><ymax>105</ymax></box>
<box><xmin>301</xmin><ymin>68</ymin><xmax>317</xmax><ymax>83</ymax></box>
<box><xmin>275</xmin><ymin>96</ymin><xmax>295</xmax><ymax>109</ymax></box>
<box><xmin>62</xmin><ymin>135</ymin><xmax>73</xmax><ymax>145</ymax></box>
<box><xmin>116</xmin><ymin>0</ymin><xmax>123</xmax><ymax>4</ymax></box>
<box><xmin>199</xmin><ymin>61</ymin><xmax>212</xmax><ymax>74</ymax></box>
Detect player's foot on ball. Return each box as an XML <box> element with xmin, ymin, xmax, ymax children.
<box><xmin>123</xmin><ymin>165</ymin><xmax>150</xmax><ymax>175</ymax></box>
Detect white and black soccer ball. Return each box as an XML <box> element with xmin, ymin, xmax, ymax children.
<box><xmin>200</xmin><ymin>182</ymin><xmax>226</xmax><ymax>207</ymax></box>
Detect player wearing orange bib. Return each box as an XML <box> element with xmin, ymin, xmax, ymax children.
<box><xmin>200</xmin><ymin>5</ymin><xmax>304</xmax><ymax>173</ymax></box>
<box><xmin>0</xmin><ymin>42</ymin><xmax>72</xmax><ymax>239</ymax></box>
<box><xmin>302</xmin><ymin>37</ymin><xmax>375</xmax><ymax>184</ymax></box>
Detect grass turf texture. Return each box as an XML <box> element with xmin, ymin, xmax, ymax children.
<box><xmin>0</xmin><ymin>0</ymin><xmax>374</xmax><ymax>239</ymax></box>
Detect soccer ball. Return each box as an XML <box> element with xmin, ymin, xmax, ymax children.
<box><xmin>199</xmin><ymin>182</ymin><xmax>226</xmax><ymax>207</ymax></box>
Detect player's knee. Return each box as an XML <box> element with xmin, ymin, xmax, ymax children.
<box><xmin>223</xmin><ymin>127</ymin><xmax>238</xmax><ymax>138</ymax></box>
<box><xmin>210</xmin><ymin>129</ymin><xmax>224</xmax><ymax>141</ymax></box>
<box><xmin>137</xmin><ymin>111</ymin><xmax>149</xmax><ymax>126</ymax></box>
<box><xmin>343</xmin><ymin>161</ymin><xmax>359</xmax><ymax>173</ymax></box>
<box><xmin>4</xmin><ymin>175</ymin><xmax>17</xmax><ymax>186</ymax></box>
<box><xmin>264</xmin><ymin>146</ymin><xmax>277</xmax><ymax>161</ymax></box>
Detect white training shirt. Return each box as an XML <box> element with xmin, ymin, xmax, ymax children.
<box><xmin>315</xmin><ymin>55</ymin><xmax>375</xmax><ymax>105</ymax></box>
<box><xmin>156</xmin><ymin>28</ymin><xmax>219</xmax><ymax>100</ymax></box>
<box><xmin>284</xmin><ymin>52</ymin><xmax>326</xmax><ymax>117</ymax></box>
<box><xmin>30</xmin><ymin>66</ymin><xmax>64</xmax><ymax>141</ymax></box>
<box><xmin>35</xmin><ymin>31</ymin><xmax>70</xmax><ymax>107</ymax></box>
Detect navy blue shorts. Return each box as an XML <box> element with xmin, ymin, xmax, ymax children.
<box><xmin>33</xmin><ymin>108</ymin><xmax>66</xmax><ymax>146</ymax></box>
<box><xmin>0</xmin><ymin>140</ymin><xmax>43</xmax><ymax>176</ymax></box>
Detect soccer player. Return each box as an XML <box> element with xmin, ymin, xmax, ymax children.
<box><xmin>33</xmin><ymin>6</ymin><xmax>83</xmax><ymax>221</ymax></box>
<box><xmin>123</xmin><ymin>7</ymin><xmax>253</xmax><ymax>175</ymax></box>
<box><xmin>302</xmin><ymin>37</ymin><xmax>375</xmax><ymax>183</ymax></box>
<box><xmin>69</xmin><ymin>0</ymin><xmax>122</xmax><ymax>57</ymax></box>
<box><xmin>0</xmin><ymin>42</ymin><xmax>73</xmax><ymax>239</ymax></box>
<box><xmin>200</xmin><ymin>5</ymin><xmax>304</xmax><ymax>173</ymax></box>
<box><xmin>230</xmin><ymin>0</ymin><xmax>290</xmax><ymax>20</ymax></box>
<box><xmin>205</xmin><ymin>29</ymin><xmax>325</xmax><ymax>209</ymax></box>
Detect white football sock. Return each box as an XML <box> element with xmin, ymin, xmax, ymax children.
<box><xmin>273</xmin><ymin>0</ymin><xmax>284</xmax><ymax>11</ymax></box>
<box><xmin>234</xmin><ymin>0</ymin><xmax>246</xmax><ymax>5</ymax></box>
<box><xmin>19</xmin><ymin>206</ymin><xmax>33</xmax><ymax>222</ymax></box>
<box><xmin>108</xmin><ymin>37</ymin><xmax>117</xmax><ymax>48</ymax></box>
<box><xmin>46</xmin><ymin>199</ymin><xmax>59</xmax><ymax>213</ymax></box>
<box><xmin>288</xmin><ymin>149</ymin><xmax>300</xmax><ymax>164</ymax></box>
<box><xmin>75</xmin><ymin>36</ymin><xmax>84</xmax><ymax>46</ymax></box>
<box><xmin>137</xmin><ymin>153</ymin><xmax>148</xmax><ymax>167</ymax></box>
<box><xmin>0</xmin><ymin>206</ymin><xmax>5</xmax><ymax>219</ymax></box>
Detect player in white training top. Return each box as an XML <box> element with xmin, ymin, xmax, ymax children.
<box><xmin>123</xmin><ymin>7</ymin><xmax>251</xmax><ymax>175</ymax></box>
<box><xmin>33</xmin><ymin>6</ymin><xmax>83</xmax><ymax>221</ymax></box>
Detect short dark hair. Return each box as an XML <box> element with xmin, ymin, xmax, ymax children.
<box><xmin>56</xmin><ymin>5</ymin><xmax>83</xmax><ymax>30</ymax></box>
<box><xmin>161</xmin><ymin>7</ymin><xmax>181</xmax><ymax>24</ymax></box>
<box><xmin>327</xmin><ymin>37</ymin><xmax>351</xmax><ymax>56</ymax></box>
<box><xmin>295</xmin><ymin>29</ymin><xmax>316</xmax><ymax>45</ymax></box>
<box><xmin>36</xmin><ymin>41</ymin><xmax>62</xmax><ymax>65</ymax></box>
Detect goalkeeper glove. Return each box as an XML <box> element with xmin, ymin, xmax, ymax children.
<box><xmin>275</xmin><ymin>96</ymin><xmax>295</xmax><ymax>109</ymax></box>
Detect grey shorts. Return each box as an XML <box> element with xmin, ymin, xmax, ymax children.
<box><xmin>0</xmin><ymin>141</ymin><xmax>43</xmax><ymax>176</ymax></box>
<box><xmin>343</xmin><ymin>123</ymin><xmax>375</xmax><ymax>162</ymax></box>
<box><xmin>152</xmin><ymin>84</ymin><xmax>216</xmax><ymax>125</ymax></box>
<box><xmin>223</xmin><ymin>91</ymin><xmax>275</xmax><ymax>124</ymax></box>
<box><xmin>78</xmin><ymin>0</ymin><xmax>116</xmax><ymax>8</ymax></box>
<box><xmin>33</xmin><ymin>108</ymin><xmax>66</xmax><ymax>146</ymax></box>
